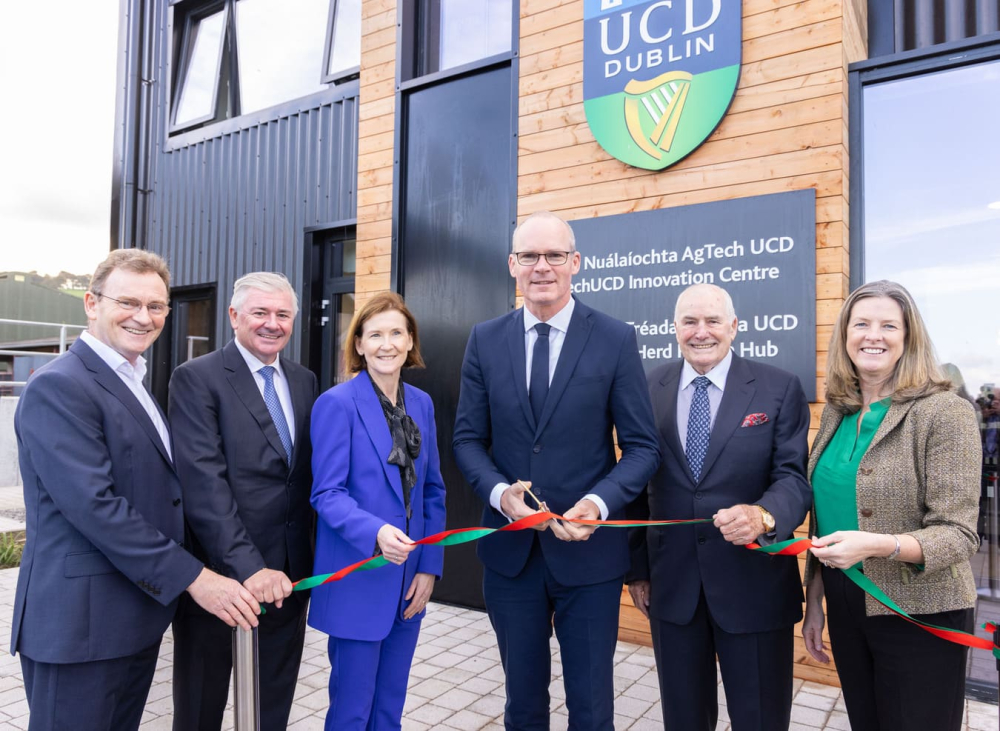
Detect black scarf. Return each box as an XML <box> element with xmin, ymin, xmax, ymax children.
<box><xmin>371</xmin><ymin>376</ymin><xmax>421</xmax><ymax>519</ymax></box>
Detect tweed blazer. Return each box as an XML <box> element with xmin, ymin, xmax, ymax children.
<box><xmin>805</xmin><ymin>390</ymin><xmax>980</xmax><ymax>616</ymax></box>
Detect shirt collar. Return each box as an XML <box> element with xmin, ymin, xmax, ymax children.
<box><xmin>234</xmin><ymin>338</ymin><xmax>284</xmax><ymax>378</ymax></box>
<box><xmin>680</xmin><ymin>349</ymin><xmax>733</xmax><ymax>391</ymax></box>
<box><xmin>80</xmin><ymin>330</ymin><xmax>146</xmax><ymax>381</ymax></box>
<box><xmin>523</xmin><ymin>297</ymin><xmax>575</xmax><ymax>335</ymax></box>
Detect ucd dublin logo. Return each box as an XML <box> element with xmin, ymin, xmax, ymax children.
<box><xmin>584</xmin><ymin>0</ymin><xmax>741</xmax><ymax>171</ymax></box>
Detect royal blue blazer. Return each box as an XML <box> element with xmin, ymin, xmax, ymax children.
<box><xmin>307</xmin><ymin>371</ymin><xmax>446</xmax><ymax>642</ymax></box>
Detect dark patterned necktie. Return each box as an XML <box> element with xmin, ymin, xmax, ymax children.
<box><xmin>529</xmin><ymin>323</ymin><xmax>551</xmax><ymax>423</ymax></box>
<box><xmin>686</xmin><ymin>376</ymin><xmax>712</xmax><ymax>481</ymax></box>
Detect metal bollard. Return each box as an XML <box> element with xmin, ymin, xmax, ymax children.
<box><xmin>232</xmin><ymin>626</ymin><xmax>261</xmax><ymax>731</ymax></box>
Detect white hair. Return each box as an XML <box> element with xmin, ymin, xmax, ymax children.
<box><xmin>674</xmin><ymin>284</ymin><xmax>737</xmax><ymax>322</ymax></box>
<box><xmin>231</xmin><ymin>272</ymin><xmax>299</xmax><ymax>316</ymax></box>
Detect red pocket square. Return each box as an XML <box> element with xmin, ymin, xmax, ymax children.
<box><xmin>741</xmin><ymin>413</ymin><xmax>769</xmax><ymax>427</ymax></box>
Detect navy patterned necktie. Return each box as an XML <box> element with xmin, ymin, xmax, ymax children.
<box><xmin>529</xmin><ymin>323</ymin><xmax>551</xmax><ymax>423</ymax></box>
<box><xmin>259</xmin><ymin>365</ymin><xmax>292</xmax><ymax>465</ymax></box>
<box><xmin>686</xmin><ymin>376</ymin><xmax>712</xmax><ymax>481</ymax></box>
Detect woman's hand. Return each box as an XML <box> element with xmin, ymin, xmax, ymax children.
<box><xmin>377</xmin><ymin>524</ymin><xmax>416</xmax><ymax>565</ymax></box>
<box><xmin>802</xmin><ymin>572</ymin><xmax>830</xmax><ymax>664</ymax></box>
<box><xmin>809</xmin><ymin>530</ymin><xmax>897</xmax><ymax>570</ymax></box>
<box><xmin>403</xmin><ymin>572</ymin><xmax>435</xmax><ymax>619</ymax></box>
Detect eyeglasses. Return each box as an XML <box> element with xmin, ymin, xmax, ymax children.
<box><xmin>94</xmin><ymin>292</ymin><xmax>171</xmax><ymax>317</ymax></box>
<box><xmin>513</xmin><ymin>251</ymin><xmax>574</xmax><ymax>266</ymax></box>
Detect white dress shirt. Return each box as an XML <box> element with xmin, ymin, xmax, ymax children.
<box><xmin>490</xmin><ymin>299</ymin><xmax>609</xmax><ymax>521</ymax></box>
<box><xmin>80</xmin><ymin>331</ymin><xmax>172</xmax><ymax>460</ymax></box>
<box><xmin>233</xmin><ymin>339</ymin><xmax>296</xmax><ymax>444</ymax></box>
<box><xmin>676</xmin><ymin>349</ymin><xmax>733</xmax><ymax>452</ymax></box>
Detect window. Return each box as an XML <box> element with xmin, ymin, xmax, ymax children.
<box><xmin>415</xmin><ymin>0</ymin><xmax>512</xmax><ymax>78</ymax></box>
<box><xmin>173</xmin><ymin>5</ymin><xmax>228</xmax><ymax>128</ymax></box>
<box><xmin>325</xmin><ymin>0</ymin><xmax>362</xmax><ymax>82</ymax></box>
<box><xmin>170</xmin><ymin>0</ymin><xmax>360</xmax><ymax>133</ymax></box>
<box><xmin>855</xmin><ymin>47</ymin><xmax>1000</xmax><ymax>700</ymax></box>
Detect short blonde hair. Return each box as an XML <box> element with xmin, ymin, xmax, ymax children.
<box><xmin>343</xmin><ymin>292</ymin><xmax>425</xmax><ymax>375</ymax></box>
<box><xmin>826</xmin><ymin>280</ymin><xmax>951</xmax><ymax>413</ymax></box>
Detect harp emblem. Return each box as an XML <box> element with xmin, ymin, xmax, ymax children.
<box><xmin>623</xmin><ymin>72</ymin><xmax>693</xmax><ymax>161</ymax></box>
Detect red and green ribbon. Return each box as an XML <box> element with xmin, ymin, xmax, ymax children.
<box><xmin>293</xmin><ymin>512</ymin><xmax>1000</xmax><ymax>659</ymax></box>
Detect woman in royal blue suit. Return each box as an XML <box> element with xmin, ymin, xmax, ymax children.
<box><xmin>309</xmin><ymin>292</ymin><xmax>446</xmax><ymax>730</ymax></box>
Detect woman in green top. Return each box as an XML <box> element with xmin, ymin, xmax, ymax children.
<box><xmin>802</xmin><ymin>280</ymin><xmax>981</xmax><ymax>731</ymax></box>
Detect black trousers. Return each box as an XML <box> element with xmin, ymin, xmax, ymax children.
<box><xmin>822</xmin><ymin>565</ymin><xmax>973</xmax><ymax>731</ymax></box>
<box><xmin>650</xmin><ymin>590</ymin><xmax>794</xmax><ymax>731</ymax></box>
<box><xmin>171</xmin><ymin>590</ymin><xmax>308</xmax><ymax>731</ymax></box>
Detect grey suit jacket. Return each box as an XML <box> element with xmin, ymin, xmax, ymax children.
<box><xmin>805</xmin><ymin>390</ymin><xmax>980</xmax><ymax>616</ymax></box>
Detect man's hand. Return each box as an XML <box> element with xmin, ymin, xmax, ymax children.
<box><xmin>403</xmin><ymin>572</ymin><xmax>436</xmax><ymax>620</ymax></box>
<box><xmin>551</xmin><ymin>498</ymin><xmax>600</xmax><ymax>542</ymax></box>
<box><xmin>500</xmin><ymin>482</ymin><xmax>550</xmax><ymax>531</ymax></box>
<box><xmin>628</xmin><ymin>580</ymin><xmax>651</xmax><ymax>619</ymax></box>
<box><xmin>713</xmin><ymin>504</ymin><xmax>764</xmax><ymax>546</ymax></box>
<box><xmin>377</xmin><ymin>524</ymin><xmax>417</xmax><ymax>565</ymax></box>
<box><xmin>244</xmin><ymin>568</ymin><xmax>293</xmax><ymax>609</ymax></box>
<box><xmin>187</xmin><ymin>568</ymin><xmax>260</xmax><ymax>630</ymax></box>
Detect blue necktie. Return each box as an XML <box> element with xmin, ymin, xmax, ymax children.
<box><xmin>686</xmin><ymin>376</ymin><xmax>712</xmax><ymax>481</ymax></box>
<box><xmin>529</xmin><ymin>323</ymin><xmax>551</xmax><ymax>423</ymax></box>
<box><xmin>259</xmin><ymin>365</ymin><xmax>292</xmax><ymax>465</ymax></box>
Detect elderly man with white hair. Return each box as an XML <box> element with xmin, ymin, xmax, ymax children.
<box><xmin>628</xmin><ymin>283</ymin><xmax>812</xmax><ymax>731</ymax></box>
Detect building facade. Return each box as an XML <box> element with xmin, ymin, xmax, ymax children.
<box><xmin>114</xmin><ymin>0</ymin><xmax>1000</xmax><ymax>693</ymax></box>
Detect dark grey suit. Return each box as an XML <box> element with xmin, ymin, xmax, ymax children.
<box><xmin>168</xmin><ymin>340</ymin><xmax>318</xmax><ymax>731</ymax></box>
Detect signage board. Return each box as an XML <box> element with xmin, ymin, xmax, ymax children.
<box><xmin>568</xmin><ymin>189</ymin><xmax>818</xmax><ymax>400</ymax></box>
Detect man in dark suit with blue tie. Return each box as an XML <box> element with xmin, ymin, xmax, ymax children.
<box><xmin>169</xmin><ymin>272</ymin><xmax>318</xmax><ymax>731</ymax></box>
<box><xmin>628</xmin><ymin>283</ymin><xmax>811</xmax><ymax>731</ymax></box>
<box><xmin>454</xmin><ymin>211</ymin><xmax>660</xmax><ymax>730</ymax></box>
<box><xmin>11</xmin><ymin>250</ymin><xmax>260</xmax><ymax>731</ymax></box>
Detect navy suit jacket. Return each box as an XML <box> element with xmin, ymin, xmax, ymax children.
<box><xmin>308</xmin><ymin>372</ymin><xmax>446</xmax><ymax>642</ymax></box>
<box><xmin>629</xmin><ymin>354</ymin><xmax>811</xmax><ymax>633</ymax></box>
<box><xmin>453</xmin><ymin>299</ymin><xmax>660</xmax><ymax>587</ymax></box>
<box><xmin>11</xmin><ymin>339</ymin><xmax>203</xmax><ymax>663</ymax></box>
<box><xmin>168</xmin><ymin>340</ymin><xmax>318</xmax><ymax>583</ymax></box>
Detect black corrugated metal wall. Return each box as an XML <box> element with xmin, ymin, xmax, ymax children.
<box><xmin>113</xmin><ymin>0</ymin><xmax>359</xmax><ymax>361</ymax></box>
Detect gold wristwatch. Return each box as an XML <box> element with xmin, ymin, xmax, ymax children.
<box><xmin>755</xmin><ymin>505</ymin><xmax>776</xmax><ymax>533</ymax></box>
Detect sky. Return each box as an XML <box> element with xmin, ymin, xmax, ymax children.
<box><xmin>0</xmin><ymin>1</ymin><xmax>120</xmax><ymax>278</ymax></box>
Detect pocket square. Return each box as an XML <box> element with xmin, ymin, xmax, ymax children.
<box><xmin>741</xmin><ymin>413</ymin><xmax>769</xmax><ymax>427</ymax></box>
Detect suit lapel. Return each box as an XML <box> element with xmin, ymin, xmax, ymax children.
<box><xmin>866</xmin><ymin>399</ymin><xmax>916</xmax><ymax>452</ymax></box>
<box><xmin>223</xmin><ymin>341</ymin><xmax>288</xmax><ymax>464</ymax></box>
<box><xmin>286</xmin><ymin>366</ymin><xmax>311</xmax><ymax>468</ymax></box>
<box><xmin>354</xmin><ymin>372</ymin><xmax>405</xmax><ymax>503</ymax></box>
<box><xmin>699</xmin><ymin>354</ymin><xmax>755</xmax><ymax>482</ymax></box>
<box><xmin>506</xmin><ymin>310</ymin><xmax>535</xmax><ymax>430</ymax></box>
<box><xmin>808</xmin><ymin>410</ymin><xmax>843</xmax><ymax>479</ymax></box>
<box><xmin>536</xmin><ymin>302</ymin><xmax>593</xmax><ymax>436</ymax></box>
<box><xmin>655</xmin><ymin>362</ymin><xmax>687</xmax><ymax>472</ymax></box>
<box><xmin>72</xmin><ymin>340</ymin><xmax>174</xmax><ymax>468</ymax></box>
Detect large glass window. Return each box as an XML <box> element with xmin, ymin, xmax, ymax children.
<box><xmin>171</xmin><ymin>0</ymin><xmax>360</xmax><ymax>133</ymax></box>
<box><xmin>859</xmin><ymin>54</ymin><xmax>1000</xmax><ymax>697</ymax></box>
<box><xmin>235</xmin><ymin>0</ymin><xmax>330</xmax><ymax>114</ymax></box>
<box><xmin>173</xmin><ymin>6</ymin><xmax>228</xmax><ymax>127</ymax></box>
<box><xmin>417</xmin><ymin>0</ymin><xmax>512</xmax><ymax>77</ymax></box>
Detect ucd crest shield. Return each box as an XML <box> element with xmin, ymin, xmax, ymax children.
<box><xmin>583</xmin><ymin>0</ymin><xmax>741</xmax><ymax>171</ymax></box>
